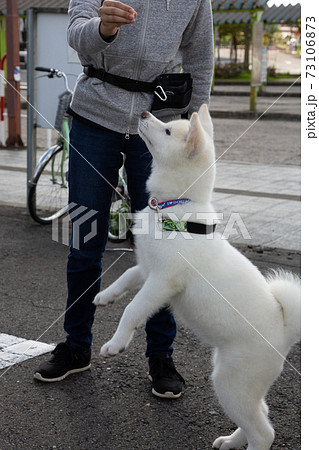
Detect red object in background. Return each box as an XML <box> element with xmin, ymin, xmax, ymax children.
<box><xmin>0</xmin><ymin>54</ymin><xmax>7</xmax><ymax>122</ymax></box>
<box><xmin>5</xmin><ymin>0</ymin><xmax>24</xmax><ymax>147</ymax></box>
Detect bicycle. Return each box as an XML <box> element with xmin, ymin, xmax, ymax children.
<box><xmin>27</xmin><ymin>66</ymin><xmax>132</xmax><ymax>242</ymax></box>
<box><xmin>27</xmin><ymin>66</ymin><xmax>72</xmax><ymax>225</ymax></box>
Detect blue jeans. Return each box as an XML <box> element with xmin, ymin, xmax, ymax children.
<box><xmin>64</xmin><ymin>117</ymin><xmax>176</xmax><ymax>356</ymax></box>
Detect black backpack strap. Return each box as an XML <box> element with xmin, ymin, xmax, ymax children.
<box><xmin>83</xmin><ymin>65</ymin><xmax>155</xmax><ymax>93</ymax></box>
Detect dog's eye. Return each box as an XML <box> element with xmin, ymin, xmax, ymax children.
<box><xmin>165</xmin><ymin>129</ymin><xmax>171</xmax><ymax>136</ymax></box>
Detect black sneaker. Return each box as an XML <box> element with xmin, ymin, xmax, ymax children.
<box><xmin>34</xmin><ymin>342</ymin><xmax>91</xmax><ymax>382</ymax></box>
<box><xmin>148</xmin><ymin>353</ymin><xmax>185</xmax><ymax>399</ymax></box>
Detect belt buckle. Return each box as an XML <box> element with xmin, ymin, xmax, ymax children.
<box><xmin>84</xmin><ymin>65</ymin><xmax>93</xmax><ymax>77</ymax></box>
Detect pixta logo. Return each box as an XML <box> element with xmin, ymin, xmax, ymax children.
<box><xmin>52</xmin><ymin>203</ymin><xmax>98</xmax><ymax>249</ymax></box>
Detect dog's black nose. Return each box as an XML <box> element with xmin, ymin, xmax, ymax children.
<box><xmin>141</xmin><ymin>111</ymin><xmax>149</xmax><ymax>119</ymax></box>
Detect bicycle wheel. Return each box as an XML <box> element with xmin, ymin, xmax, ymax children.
<box><xmin>108</xmin><ymin>187</ymin><xmax>131</xmax><ymax>242</ymax></box>
<box><xmin>28</xmin><ymin>145</ymin><xmax>69</xmax><ymax>224</ymax></box>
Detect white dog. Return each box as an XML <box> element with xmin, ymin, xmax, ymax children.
<box><xmin>94</xmin><ymin>105</ymin><xmax>301</xmax><ymax>450</ymax></box>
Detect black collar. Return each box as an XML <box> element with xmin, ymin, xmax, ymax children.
<box><xmin>162</xmin><ymin>219</ymin><xmax>216</xmax><ymax>235</ymax></box>
<box><xmin>186</xmin><ymin>221</ymin><xmax>216</xmax><ymax>235</ymax></box>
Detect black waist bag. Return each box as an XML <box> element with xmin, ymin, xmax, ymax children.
<box><xmin>83</xmin><ymin>66</ymin><xmax>192</xmax><ymax>118</ymax></box>
<box><xmin>152</xmin><ymin>73</ymin><xmax>192</xmax><ymax>118</ymax></box>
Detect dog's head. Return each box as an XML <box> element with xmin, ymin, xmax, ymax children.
<box><xmin>138</xmin><ymin>104</ymin><xmax>216</xmax><ymax>202</ymax></box>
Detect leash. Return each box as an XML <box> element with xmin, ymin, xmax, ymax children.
<box><xmin>148</xmin><ymin>197</ymin><xmax>191</xmax><ymax>210</ymax></box>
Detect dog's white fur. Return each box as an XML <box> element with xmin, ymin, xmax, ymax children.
<box><xmin>94</xmin><ymin>105</ymin><xmax>301</xmax><ymax>450</ymax></box>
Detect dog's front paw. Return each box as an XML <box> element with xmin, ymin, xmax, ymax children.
<box><xmin>93</xmin><ymin>289</ymin><xmax>115</xmax><ymax>307</ymax></box>
<box><xmin>100</xmin><ymin>339</ymin><xmax>126</xmax><ymax>358</ymax></box>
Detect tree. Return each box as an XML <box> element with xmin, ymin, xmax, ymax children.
<box><xmin>217</xmin><ymin>24</ymin><xmax>246</xmax><ymax>63</ymax></box>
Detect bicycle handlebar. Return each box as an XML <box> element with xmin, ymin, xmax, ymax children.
<box><xmin>35</xmin><ymin>66</ymin><xmax>72</xmax><ymax>93</ymax></box>
<box><xmin>35</xmin><ymin>66</ymin><xmax>56</xmax><ymax>73</ymax></box>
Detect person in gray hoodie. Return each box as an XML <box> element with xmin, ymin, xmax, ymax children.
<box><xmin>34</xmin><ymin>0</ymin><xmax>214</xmax><ymax>399</ymax></box>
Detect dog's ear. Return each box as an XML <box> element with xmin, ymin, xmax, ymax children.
<box><xmin>185</xmin><ymin>112</ymin><xmax>206</xmax><ymax>159</ymax></box>
<box><xmin>198</xmin><ymin>104</ymin><xmax>214</xmax><ymax>138</ymax></box>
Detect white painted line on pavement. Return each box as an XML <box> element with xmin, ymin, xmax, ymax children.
<box><xmin>0</xmin><ymin>333</ymin><xmax>55</xmax><ymax>370</ymax></box>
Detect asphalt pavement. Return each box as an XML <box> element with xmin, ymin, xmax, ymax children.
<box><xmin>0</xmin><ymin>81</ymin><xmax>301</xmax><ymax>449</ymax></box>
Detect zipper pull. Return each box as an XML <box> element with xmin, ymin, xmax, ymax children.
<box><xmin>125</xmin><ymin>128</ymin><xmax>130</xmax><ymax>140</ymax></box>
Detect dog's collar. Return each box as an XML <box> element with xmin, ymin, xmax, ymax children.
<box><xmin>148</xmin><ymin>197</ymin><xmax>191</xmax><ymax>211</ymax></box>
<box><xmin>162</xmin><ymin>219</ymin><xmax>216</xmax><ymax>235</ymax></box>
<box><xmin>148</xmin><ymin>197</ymin><xmax>216</xmax><ymax>235</ymax></box>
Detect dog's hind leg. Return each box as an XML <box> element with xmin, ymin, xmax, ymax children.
<box><xmin>94</xmin><ymin>265</ymin><xmax>145</xmax><ymax>306</ymax></box>
<box><xmin>212</xmin><ymin>350</ymin><xmax>280</xmax><ymax>450</ymax></box>
<box><xmin>213</xmin><ymin>427</ymin><xmax>247</xmax><ymax>449</ymax></box>
<box><xmin>212</xmin><ymin>389</ymin><xmax>274</xmax><ymax>450</ymax></box>
<box><xmin>212</xmin><ymin>401</ymin><xmax>269</xmax><ymax>449</ymax></box>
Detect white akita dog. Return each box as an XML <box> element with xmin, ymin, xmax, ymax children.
<box><xmin>94</xmin><ymin>105</ymin><xmax>301</xmax><ymax>450</ymax></box>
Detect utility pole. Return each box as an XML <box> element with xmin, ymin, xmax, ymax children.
<box><xmin>6</xmin><ymin>0</ymin><xmax>24</xmax><ymax>147</ymax></box>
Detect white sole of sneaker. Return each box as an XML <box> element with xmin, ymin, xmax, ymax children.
<box><xmin>33</xmin><ymin>364</ymin><xmax>91</xmax><ymax>382</ymax></box>
<box><xmin>148</xmin><ymin>373</ymin><xmax>182</xmax><ymax>399</ymax></box>
<box><xmin>151</xmin><ymin>388</ymin><xmax>182</xmax><ymax>399</ymax></box>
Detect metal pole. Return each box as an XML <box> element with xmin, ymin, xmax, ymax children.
<box><xmin>5</xmin><ymin>0</ymin><xmax>24</xmax><ymax>147</ymax></box>
<box><xmin>250</xmin><ymin>11</ymin><xmax>263</xmax><ymax>112</ymax></box>
<box><xmin>211</xmin><ymin>24</ymin><xmax>218</xmax><ymax>93</ymax></box>
<box><xmin>26</xmin><ymin>8</ymin><xmax>36</xmax><ymax>209</ymax></box>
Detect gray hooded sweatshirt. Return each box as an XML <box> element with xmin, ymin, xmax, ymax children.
<box><xmin>67</xmin><ymin>0</ymin><xmax>214</xmax><ymax>136</ymax></box>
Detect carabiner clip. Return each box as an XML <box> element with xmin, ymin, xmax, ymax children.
<box><xmin>154</xmin><ymin>86</ymin><xmax>167</xmax><ymax>102</ymax></box>
<box><xmin>148</xmin><ymin>197</ymin><xmax>160</xmax><ymax>211</ymax></box>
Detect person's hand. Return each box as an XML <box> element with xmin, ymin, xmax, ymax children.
<box><xmin>99</xmin><ymin>1</ymin><xmax>137</xmax><ymax>39</ymax></box>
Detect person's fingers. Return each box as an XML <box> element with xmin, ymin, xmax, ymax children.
<box><xmin>99</xmin><ymin>1</ymin><xmax>137</xmax><ymax>38</ymax></box>
<box><xmin>101</xmin><ymin>0</ymin><xmax>135</xmax><ymax>14</ymax></box>
<box><xmin>99</xmin><ymin>1</ymin><xmax>137</xmax><ymax>25</ymax></box>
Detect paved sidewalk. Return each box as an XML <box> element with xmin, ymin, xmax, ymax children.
<box><xmin>214</xmin><ymin>161</ymin><xmax>300</xmax><ymax>250</ymax></box>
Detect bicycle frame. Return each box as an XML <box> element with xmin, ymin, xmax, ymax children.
<box><xmin>55</xmin><ymin>117</ymin><xmax>70</xmax><ymax>187</ymax></box>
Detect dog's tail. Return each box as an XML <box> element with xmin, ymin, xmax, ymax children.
<box><xmin>266</xmin><ymin>269</ymin><xmax>301</xmax><ymax>346</ymax></box>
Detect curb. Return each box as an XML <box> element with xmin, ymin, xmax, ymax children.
<box><xmin>210</xmin><ymin>110</ymin><xmax>301</xmax><ymax>121</ymax></box>
<box><xmin>214</xmin><ymin>80</ymin><xmax>301</xmax><ymax>87</ymax></box>
<box><xmin>212</xmin><ymin>91</ymin><xmax>300</xmax><ymax>98</ymax></box>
